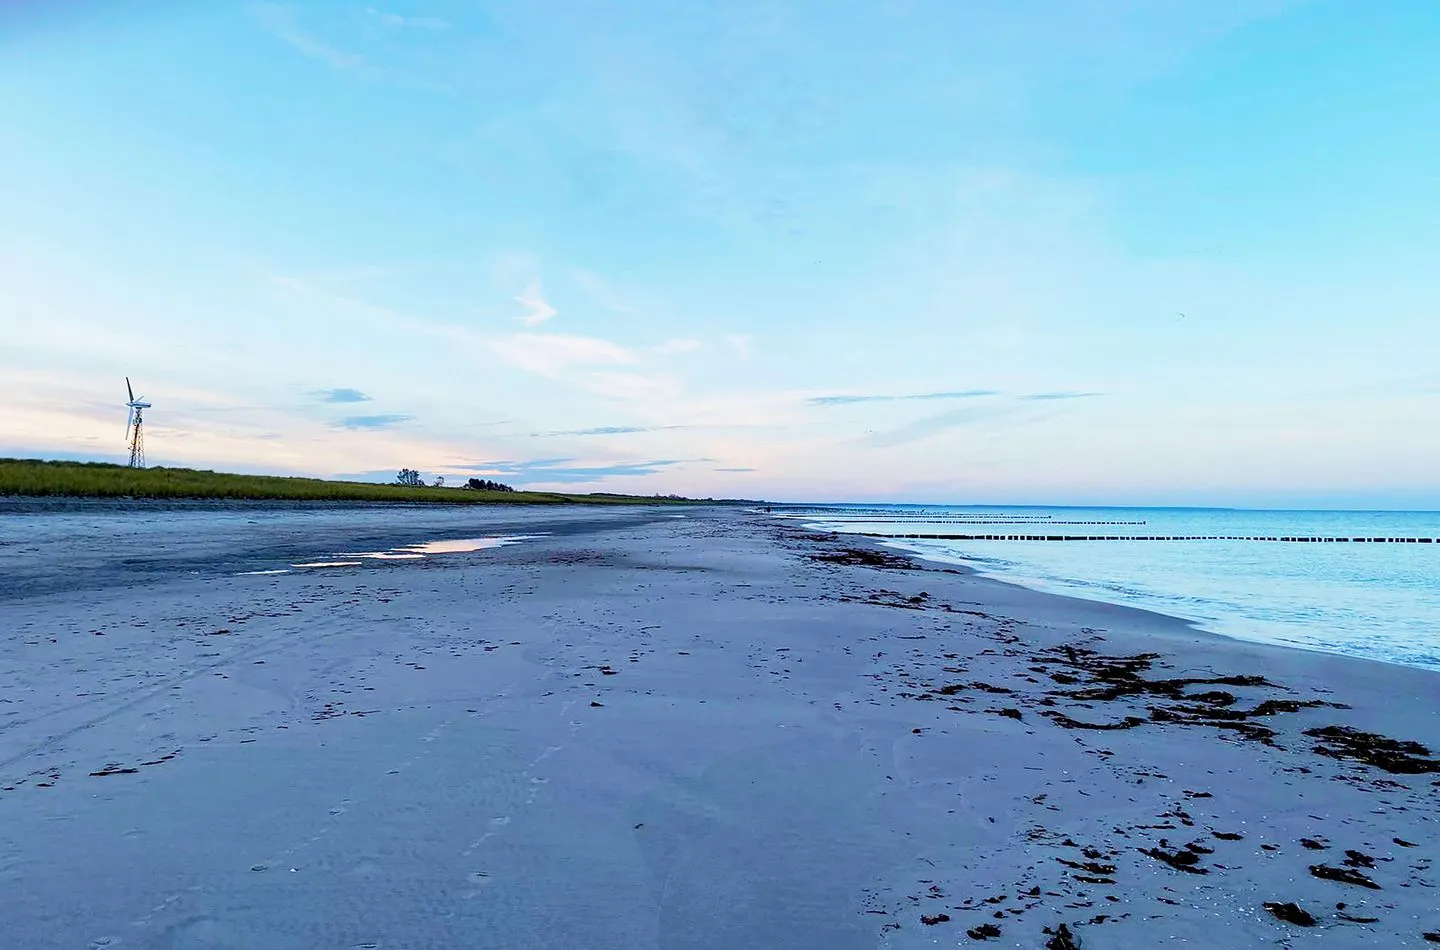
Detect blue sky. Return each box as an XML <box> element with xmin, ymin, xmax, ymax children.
<box><xmin>2</xmin><ymin>1</ymin><xmax>1436</xmax><ymax>505</ymax></box>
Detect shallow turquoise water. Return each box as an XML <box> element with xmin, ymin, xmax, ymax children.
<box><xmin>790</xmin><ymin>505</ymin><xmax>1440</xmax><ymax>672</ymax></box>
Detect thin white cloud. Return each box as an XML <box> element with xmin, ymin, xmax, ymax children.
<box><xmin>653</xmin><ymin>338</ymin><xmax>703</xmax><ymax>355</ymax></box>
<box><xmin>570</xmin><ymin>269</ymin><xmax>638</xmax><ymax>314</ymax></box>
<box><xmin>581</xmin><ymin>371</ymin><xmax>683</xmax><ymax>402</ymax></box>
<box><xmin>364</xmin><ymin>8</ymin><xmax>450</xmax><ymax>30</ymax></box>
<box><xmin>247</xmin><ymin>3</ymin><xmax>364</xmax><ymax>71</ymax></box>
<box><xmin>724</xmin><ymin>334</ymin><xmax>752</xmax><ymax>358</ymax></box>
<box><xmin>515</xmin><ymin>280</ymin><xmax>558</xmax><ymax>327</ymax></box>
<box><xmin>488</xmin><ymin>333</ymin><xmax>637</xmax><ymax>376</ymax></box>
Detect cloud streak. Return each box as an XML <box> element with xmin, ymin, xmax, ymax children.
<box><xmin>865</xmin><ymin>405</ymin><xmax>1027</xmax><ymax>448</ymax></box>
<box><xmin>570</xmin><ymin>269</ymin><xmax>637</xmax><ymax>314</ymax></box>
<box><xmin>364</xmin><ymin>8</ymin><xmax>449</xmax><ymax>30</ymax></box>
<box><xmin>724</xmin><ymin>334</ymin><xmax>752</xmax><ymax>358</ymax></box>
<box><xmin>248</xmin><ymin>3</ymin><xmax>363</xmax><ymax>70</ymax></box>
<box><xmin>332</xmin><ymin>413</ymin><xmax>413</xmax><ymax>430</ymax></box>
<box><xmin>1020</xmin><ymin>391</ymin><xmax>1104</xmax><ymax>401</ymax></box>
<box><xmin>515</xmin><ymin>280</ymin><xmax>558</xmax><ymax>327</ymax></box>
<box><xmin>471</xmin><ymin>457</ymin><xmax>687</xmax><ymax>484</ymax></box>
<box><xmin>488</xmin><ymin>333</ymin><xmax>636</xmax><ymax>375</ymax></box>
<box><xmin>653</xmin><ymin>338</ymin><xmax>702</xmax><ymax>355</ymax></box>
<box><xmin>525</xmin><ymin>424</ymin><xmax>690</xmax><ymax>437</ymax></box>
<box><xmin>313</xmin><ymin>387</ymin><xmax>372</xmax><ymax>404</ymax></box>
<box><xmin>809</xmin><ymin>389</ymin><xmax>999</xmax><ymax>406</ymax></box>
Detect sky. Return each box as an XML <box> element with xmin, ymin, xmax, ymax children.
<box><xmin>1</xmin><ymin>0</ymin><xmax>1437</xmax><ymax>506</ymax></box>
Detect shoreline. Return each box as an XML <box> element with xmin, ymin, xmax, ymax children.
<box><xmin>789</xmin><ymin>512</ymin><xmax>1440</xmax><ymax>676</ymax></box>
<box><xmin>875</xmin><ymin>535</ymin><xmax>1440</xmax><ymax>678</ymax></box>
<box><xmin>2</xmin><ymin>506</ymin><xmax>1436</xmax><ymax>947</ymax></box>
<box><xmin>816</xmin><ymin>522</ymin><xmax>1440</xmax><ymax>686</ymax></box>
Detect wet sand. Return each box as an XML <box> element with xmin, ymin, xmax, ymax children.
<box><xmin>1</xmin><ymin>505</ymin><xmax>1437</xmax><ymax>948</ymax></box>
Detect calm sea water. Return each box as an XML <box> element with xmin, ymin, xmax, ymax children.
<box><xmin>786</xmin><ymin>505</ymin><xmax>1440</xmax><ymax>672</ymax></box>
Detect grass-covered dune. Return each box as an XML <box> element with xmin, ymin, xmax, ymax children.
<box><xmin>0</xmin><ymin>459</ymin><xmax>700</xmax><ymax>505</ymax></box>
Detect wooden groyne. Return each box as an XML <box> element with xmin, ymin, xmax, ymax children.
<box><xmin>799</xmin><ymin>518</ymin><xmax>1149</xmax><ymax>526</ymax></box>
<box><xmin>859</xmin><ymin>533</ymin><xmax>1437</xmax><ymax>543</ymax></box>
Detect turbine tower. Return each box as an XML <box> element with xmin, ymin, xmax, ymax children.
<box><xmin>125</xmin><ymin>377</ymin><xmax>151</xmax><ymax>468</ymax></box>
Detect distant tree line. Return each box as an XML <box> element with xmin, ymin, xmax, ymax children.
<box><xmin>465</xmin><ymin>477</ymin><xmax>514</xmax><ymax>492</ymax></box>
<box><xmin>393</xmin><ymin>469</ymin><xmax>514</xmax><ymax>492</ymax></box>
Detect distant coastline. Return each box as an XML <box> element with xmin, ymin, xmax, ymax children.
<box><xmin>0</xmin><ymin>458</ymin><xmax>752</xmax><ymax>506</ymax></box>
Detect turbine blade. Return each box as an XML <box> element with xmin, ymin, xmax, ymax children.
<box><xmin>126</xmin><ymin>377</ymin><xmax>134</xmax><ymax>402</ymax></box>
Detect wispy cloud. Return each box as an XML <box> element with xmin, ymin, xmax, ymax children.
<box><xmin>714</xmin><ymin>467</ymin><xmax>756</xmax><ymax>472</ymax></box>
<box><xmin>865</xmin><ymin>405</ymin><xmax>1026</xmax><ymax>448</ymax></box>
<box><xmin>809</xmin><ymin>389</ymin><xmax>999</xmax><ymax>406</ymax></box>
<box><xmin>313</xmin><ymin>387</ymin><xmax>372</xmax><ymax>404</ymax></box>
<box><xmin>570</xmin><ymin>269</ymin><xmax>637</xmax><ymax>314</ymax></box>
<box><xmin>1019</xmin><ymin>391</ymin><xmax>1104</xmax><ymax>401</ymax></box>
<box><xmin>581</xmin><ymin>371</ymin><xmax>682</xmax><ymax>401</ymax></box>
<box><xmin>653</xmin><ymin>338</ymin><xmax>703</xmax><ymax>355</ymax></box>
<box><xmin>488</xmin><ymin>333</ymin><xmax>636</xmax><ymax>375</ymax></box>
<box><xmin>363</xmin><ymin>8</ymin><xmax>449</xmax><ymax>30</ymax></box>
<box><xmin>515</xmin><ymin>280</ymin><xmax>558</xmax><ymax>327</ymax></box>
<box><xmin>526</xmin><ymin>424</ymin><xmax>689</xmax><ymax>437</ymax></box>
<box><xmin>724</xmin><ymin>334</ymin><xmax>753</xmax><ymax>358</ymax></box>
<box><xmin>248</xmin><ymin>3</ymin><xmax>363</xmax><ymax>70</ymax></box>
<box><xmin>332</xmin><ymin>413</ymin><xmax>413</xmax><ymax>430</ymax></box>
<box><xmin>471</xmin><ymin>457</ymin><xmax>686</xmax><ymax>484</ymax></box>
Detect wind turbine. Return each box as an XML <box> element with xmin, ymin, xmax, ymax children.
<box><xmin>125</xmin><ymin>377</ymin><xmax>151</xmax><ymax>468</ymax></box>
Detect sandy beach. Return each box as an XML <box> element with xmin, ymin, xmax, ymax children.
<box><xmin>1</xmin><ymin>504</ymin><xmax>1437</xmax><ymax>949</ymax></box>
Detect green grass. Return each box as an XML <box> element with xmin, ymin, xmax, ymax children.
<box><xmin>0</xmin><ymin>459</ymin><xmax>701</xmax><ymax>505</ymax></box>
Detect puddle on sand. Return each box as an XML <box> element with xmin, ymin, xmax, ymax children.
<box><xmin>240</xmin><ymin>535</ymin><xmax>544</xmax><ymax>576</ymax></box>
<box><xmin>338</xmin><ymin>551</ymin><xmax>426</xmax><ymax>560</ymax></box>
<box><xmin>400</xmin><ymin>535</ymin><xmax>542</xmax><ymax>555</ymax></box>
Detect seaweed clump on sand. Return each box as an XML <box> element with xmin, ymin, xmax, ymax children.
<box><xmin>1304</xmin><ymin>725</ymin><xmax>1440</xmax><ymax>774</ymax></box>
<box><xmin>1140</xmin><ymin>845</ymin><xmax>1208</xmax><ymax>875</ymax></box>
<box><xmin>1044</xmin><ymin>923</ymin><xmax>1080</xmax><ymax>949</ymax></box>
<box><xmin>1032</xmin><ymin>644</ymin><xmax>1343</xmax><ymax>744</ymax></box>
<box><xmin>1309</xmin><ymin>864</ymin><xmax>1381</xmax><ymax>889</ymax></box>
<box><xmin>809</xmin><ymin>547</ymin><xmax>918</xmax><ymax>570</ymax></box>
<box><xmin>1264</xmin><ymin>902</ymin><xmax>1317</xmax><ymax>926</ymax></box>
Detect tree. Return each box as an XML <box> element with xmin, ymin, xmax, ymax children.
<box><xmin>433</xmin><ymin>475</ymin><xmax>445</xmax><ymax>488</ymax></box>
<box><xmin>395</xmin><ymin>468</ymin><xmax>422</xmax><ymax>487</ymax></box>
<box><xmin>465</xmin><ymin>477</ymin><xmax>515</xmax><ymax>492</ymax></box>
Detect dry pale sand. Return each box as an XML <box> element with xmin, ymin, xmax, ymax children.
<box><xmin>1</xmin><ymin>505</ymin><xmax>1437</xmax><ymax>949</ymax></box>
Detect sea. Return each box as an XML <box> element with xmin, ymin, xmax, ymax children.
<box><xmin>783</xmin><ymin>505</ymin><xmax>1440</xmax><ymax>673</ymax></box>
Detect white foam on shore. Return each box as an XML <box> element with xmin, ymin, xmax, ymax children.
<box><xmin>235</xmin><ymin>569</ymin><xmax>291</xmax><ymax>576</ymax></box>
<box><xmin>290</xmin><ymin>561</ymin><xmax>364</xmax><ymax>569</ymax></box>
